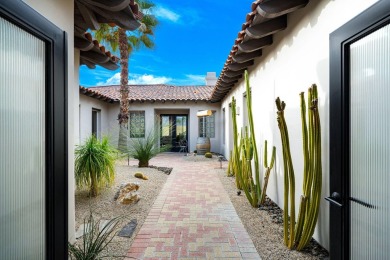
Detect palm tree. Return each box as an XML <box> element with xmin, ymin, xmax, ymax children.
<box><xmin>95</xmin><ymin>0</ymin><xmax>158</xmax><ymax>152</ymax></box>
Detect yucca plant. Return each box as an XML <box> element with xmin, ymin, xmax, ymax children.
<box><xmin>68</xmin><ymin>212</ymin><xmax>122</xmax><ymax>260</ymax></box>
<box><xmin>75</xmin><ymin>135</ymin><xmax>117</xmax><ymax>197</ymax></box>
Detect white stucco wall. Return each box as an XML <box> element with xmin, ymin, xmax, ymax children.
<box><xmin>22</xmin><ymin>0</ymin><xmax>76</xmax><ymax>242</ymax></box>
<box><xmin>79</xmin><ymin>95</ymin><xmax>118</xmax><ymax>143</ymax></box>
<box><xmin>79</xmin><ymin>97</ymin><xmax>222</xmax><ymax>153</ymax></box>
<box><xmin>221</xmin><ymin>0</ymin><xmax>378</xmax><ymax>250</ymax></box>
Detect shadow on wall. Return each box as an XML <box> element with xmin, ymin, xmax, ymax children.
<box><xmin>249</xmin><ymin>0</ymin><xmax>332</xmax><ymax>72</ymax></box>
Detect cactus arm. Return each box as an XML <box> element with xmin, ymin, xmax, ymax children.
<box><xmin>276</xmin><ymin>97</ymin><xmax>296</xmax><ymax>249</ymax></box>
<box><xmin>270</xmin><ymin>146</ymin><xmax>276</xmax><ymax>169</ymax></box>
<box><xmin>260</xmin><ymin>144</ymin><xmax>276</xmax><ymax>205</ymax></box>
<box><xmin>244</xmin><ymin>71</ymin><xmax>261</xmax><ymax>205</ymax></box>
<box><xmin>297</xmin><ymin>89</ymin><xmax>322</xmax><ymax>250</ymax></box>
<box><xmin>232</xmin><ymin>97</ymin><xmax>252</xmax><ymax>203</ymax></box>
<box><xmin>264</xmin><ymin>140</ymin><xmax>268</xmax><ymax>168</ymax></box>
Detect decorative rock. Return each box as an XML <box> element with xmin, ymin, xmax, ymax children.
<box><xmin>117</xmin><ymin>219</ymin><xmax>138</xmax><ymax>238</ymax></box>
<box><xmin>134</xmin><ymin>172</ymin><xmax>148</xmax><ymax>180</ymax></box>
<box><xmin>116</xmin><ymin>182</ymin><xmax>140</xmax><ymax>205</ymax></box>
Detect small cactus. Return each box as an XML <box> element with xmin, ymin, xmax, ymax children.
<box><xmin>204</xmin><ymin>152</ymin><xmax>212</xmax><ymax>158</ymax></box>
<box><xmin>134</xmin><ymin>172</ymin><xmax>148</xmax><ymax>180</ymax></box>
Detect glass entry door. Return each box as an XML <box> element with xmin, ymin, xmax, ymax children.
<box><xmin>349</xmin><ymin>21</ymin><xmax>390</xmax><ymax>260</ymax></box>
<box><xmin>0</xmin><ymin>1</ymin><xmax>67</xmax><ymax>258</ymax></box>
<box><xmin>160</xmin><ymin>115</ymin><xmax>188</xmax><ymax>152</ymax></box>
<box><xmin>329</xmin><ymin>1</ymin><xmax>390</xmax><ymax>259</ymax></box>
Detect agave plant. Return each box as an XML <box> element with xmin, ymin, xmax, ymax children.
<box><xmin>125</xmin><ymin>127</ymin><xmax>171</xmax><ymax>167</ymax></box>
<box><xmin>68</xmin><ymin>212</ymin><xmax>122</xmax><ymax>260</ymax></box>
<box><xmin>75</xmin><ymin>135</ymin><xmax>117</xmax><ymax>197</ymax></box>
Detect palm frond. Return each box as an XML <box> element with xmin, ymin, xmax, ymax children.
<box><xmin>94</xmin><ymin>24</ymin><xmax>120</xmax><ymax>52</ymax></box>
<box><xmin>137</xmin><ymin>0</ymin><xmax>155</xmax><ymax>11</ymax></box>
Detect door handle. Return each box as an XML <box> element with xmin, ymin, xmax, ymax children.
<box><xmin>325</xmin><ymin>192</ymin><xmax>343</xmax><ymax>207</ymax></box>
<box><xmin>349</xmin><ymin>197</ymin><xmax>376</xmax><ymax>209</ymax></box>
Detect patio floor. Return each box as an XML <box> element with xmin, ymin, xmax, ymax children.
<box><xmin>126</xmin><ymin>153</ymin><xmax>261</xmax><ymax>260</ymax></box>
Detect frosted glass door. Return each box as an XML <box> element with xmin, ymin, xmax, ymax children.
<box><xmin>350</xmin><ymin>23</ymin><xmax>390</xmax><ymax>259</ymax></box>
<box><xmin>0</xmin><ymin>17</ymin><xmax>46</xmax><ymax>258</ymax></box>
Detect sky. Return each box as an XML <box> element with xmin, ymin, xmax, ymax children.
<box><xmin>79</xmin><ymin>0</ymin><xmax>253</xmax><ymax>87</ymax></box>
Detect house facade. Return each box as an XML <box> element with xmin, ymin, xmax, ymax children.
<box><xmin>2</xmin><ymin>0</ymin><xmax>390</xmax><ymax>258</ymax></box>
<box><xmin>80</xmin><ymin>0</ymin><xmax>390</xmax><ymax>258</ymax></box>
<box><xmin>213</xmin><ymin>0</ymin><xmax>385</xmax><ymax>258</ymax></box>
<box><xmin>79</xmin><ymin>78</ymin><xmax>222</xmax><ymax>154</ymax></box>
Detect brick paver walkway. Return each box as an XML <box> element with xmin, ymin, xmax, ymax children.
<box><xmin>126</xmin><ymin>153</ymin><xmax>261</xmax><ymax>260</ymax></box>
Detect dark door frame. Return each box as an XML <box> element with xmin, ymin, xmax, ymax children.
<box><xmin>329</xmin><ymin>1</ymin><xmax>390</xmax><ymax>259</ymax></box>
<box><xmin>160</xmin><ymin>114</ymin><xmax>189</xmax><ymax>152</ymax></box>
<box><xmin>0</xmin><ymin>1</ymin><xmax>68</xmax><ymax>258</ymax></box>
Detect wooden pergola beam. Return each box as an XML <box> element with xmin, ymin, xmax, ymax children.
<box><xmin>246</xmin><ymin>15</ymin><xmax>287</xmax><ymax>39</ymax></box>
<box><xmin>223</xmin><ymin>69</ymin><xmax>246</xmax><ymax>78</ymax></box>
<box><xmin>221</xmin><ymin>74</ymin><xmax>242</xmax><ymax>83</ymax></box>
<box><xmin>238</xmin><ymin>36</ymin><xmax>272</xmax><ymax>53</ymax></box>
<box><xmin>256</xmin><ymin>0</ymin><xmax>309</xmax><ymax>19</ymax></box>
<box><xmin>232</xmin><ymin>49</ymin><xmax>262</xmax><ymax>63</ymax></box>
<box><xmin>227</xmin><ymin>60</ymin><xmax>254</xmax><ymax>71</ymax></box>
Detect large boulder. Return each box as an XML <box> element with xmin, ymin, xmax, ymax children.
<box><xmin>115</xmin><ymin>182</ymin><xmax>140</xmax><ymax>205</ymax></box>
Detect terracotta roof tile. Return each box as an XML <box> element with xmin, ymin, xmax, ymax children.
<box><xmin>80</xmin><ymin>85</ymin><xmax>216</xmax><ymax>102</ymax></box>
<box><xmin>210</xmin><ymin>0</ymin><xmax>310</xmax><ymax>102</ymax></box>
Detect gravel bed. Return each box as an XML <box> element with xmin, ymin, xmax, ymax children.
<box><xmin>218</xmin><ymin>170</ymin><xmax>329</xmax><ymax>260</ymax></box>
<box><xmin>74</xmin><ymin>159</ymin><xmax>168</xmax><ymax>259</ymax></box>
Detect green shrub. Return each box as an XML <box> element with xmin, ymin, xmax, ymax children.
<box><xmin>68</xmin><ymin>212</ymin><xmax>122</xmax><ymax>259</ymax></box>
<box><xmin>75</xmin><ymin>135</ymin><xmax>117</xmax><ymax>197</ymax></box>
<box><xmin>205</xmin><ymin>152</ymin><xmax>212</xmax><ymax>158</ymax></box>
<box><xmin>125</xmin><ymin>128</ymin><xmax>171</xmax><ymax>167</ymax></box>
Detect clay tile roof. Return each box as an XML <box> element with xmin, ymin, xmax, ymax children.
<box><xmin>74</xmin><ymin>0</ymin><xmax>144</xmax><ymax>70</ymax></box>
<box><xmin>80</xmin><ymin>85</ymin><xmax>216</xmax><ymax>102</ymax></box>
<box><xmin>210</xmin><ymin>0</ymin><xmax>310</xmax><ymax>102</ymax></box>
<box><xmin>76</xmin><ymin>32</ymin><xmax>120</xmax><ymax>70</ymax></box>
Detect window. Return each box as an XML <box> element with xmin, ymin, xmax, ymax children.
<box><xmin>92</xmin><ymin>108</ymin><xmax>101</xmax><ymax>138</ymax></box>
<box><xmin>222</xmin><ymin>108</ymin><xmax>225</xmax><ymax>144</ymax></box>
<box><xmin>129</xmin><ymin>111</ymin><xmax>145</xmax><ymax>138</ymax></box>
<box><xmin>199</xmin><ymin>111</ymin><xmax>215</xmax><ymax>138</ymax></box>
<box><xmin>243</xmin><ymin>92</ymin><xmax>249</xmax><ymax>128</ymax></box>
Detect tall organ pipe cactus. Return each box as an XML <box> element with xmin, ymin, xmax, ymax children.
<box><xmin>229</xmin><ymin>71</ymin><xmax>277</xmax><ymax>208</ymax></box>
<box><xmin>275</xmin><ymin>84</ymin><xmax>322</xmax><ymax>250</ymax></box>
<box><xmin>244</xmin><ymin>71</ymin><xmax>261</xmax><ymax>202</ymax></box>
<box><xmin>296</xmin><ymin>85</ymin><xmax>322</xmax><ymax>250</ymax></box>
<box><xmin>276</xmin><ymin>97</ymin><xmax>296</xmax><ymax>249</ymax></box>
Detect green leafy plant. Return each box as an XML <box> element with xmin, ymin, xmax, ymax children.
<box><xmin>125</xmin><ymin>128</ymin><xmax>171</xmax><ymax>167</ymax></box>
<box><xmin>68</xmin><ymin>212</ymin><xmax>122</xmax><ymax>260</ymax></box>
<box><xmin>75</xmin><ymin>135</ymin><xmax>117</xmax><ymax>197</ymax></box>
<box><xmin>276</xmin><ymin>84</ymin><xmax>322</xmax><ymax>250</ymax></box>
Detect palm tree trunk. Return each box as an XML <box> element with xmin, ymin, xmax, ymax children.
<box><xmin>118</xmin><ymin>28</ymin><xmax>129</xmax><ymax>153</ymax></box>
